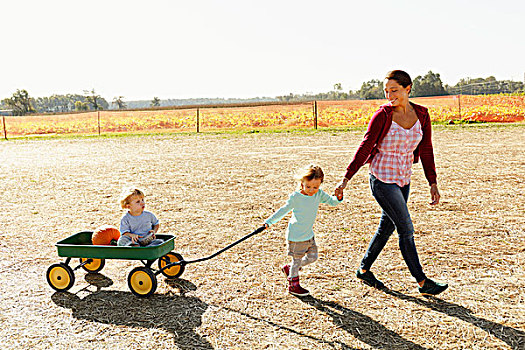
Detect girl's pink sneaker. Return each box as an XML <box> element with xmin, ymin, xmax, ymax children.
<box><xmin>281</xmin><ymin>264</ymin><xmax>290</xmax><ymax>277</ymax></box>
<box><xmin>288</xmin><ymin>276</ymin><xmax>309</xmax><ymax>296</ymax></box>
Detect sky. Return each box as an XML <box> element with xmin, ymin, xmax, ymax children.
<box><xmin>1</xmin><ymin>0</ymin><xmax>524</xmax><ymax>101</ymax></box>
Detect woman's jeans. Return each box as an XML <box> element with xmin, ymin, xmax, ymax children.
<box><xmin>360</xmin><ymin>174</ymin><xmax>427</xmax><ymax>283</ymax></box>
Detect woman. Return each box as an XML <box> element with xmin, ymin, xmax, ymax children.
<box><xmin>335</xmin><ymin>70</ymin><xmax>448</xmax><ymax>296</ymax></box>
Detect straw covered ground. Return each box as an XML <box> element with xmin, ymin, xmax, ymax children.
<box><xmin>0</xmin><ymin>124</ymin><xmax>524</xmax><ymax>349</ymax></box>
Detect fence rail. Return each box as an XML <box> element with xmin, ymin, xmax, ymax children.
<box><xmin>2</xmin><ymin>95</ymin><xmax>524</xmax><ymax>139</ymax></box>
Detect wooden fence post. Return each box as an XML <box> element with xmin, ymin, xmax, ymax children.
<box><xmin>97</xmin><ymin>111</ymin><xmax>101</xmax><ymax>136</ymax></box>
<box><xmin>458</xmin><ymin>92</ymin><xmax>461</xmax><ymax>120</ymax></box>
<box><xmin>196</xmin><ymin>108</ymin><xmax>200</xmax><ymax>133</ymax></box>
<box><xmin>2</xmin><ymin>116</ymin><xmax>7</xmax><ymax>140</ymax></box>
<box><xmin>313</xmin><ymin>101</ymin><xmax>318</xmax><ymax>129</ymax></box>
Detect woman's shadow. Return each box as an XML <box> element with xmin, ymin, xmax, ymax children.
<box><xmin>382</xmin><ymin>288</ymin><xmax>525</xmax><ymax>350</ymax></box>
<box><xmin>299</xmin><ymin>295</ymin><xmax>429</xmax><ymax>349</ymax></box>
<box><xmin>51</xmin><ymin>274</ymin><xmax>212</xmax><ymax>350</ymax></box>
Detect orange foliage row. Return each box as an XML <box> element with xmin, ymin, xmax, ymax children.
<box><xmin>2</xmin><ymin>95</ymin><xmax>523</xmax><ymax>137</ymax></box>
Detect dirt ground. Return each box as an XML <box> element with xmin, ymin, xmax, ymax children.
<box><xmin>0</xmin><ymin>125</ymin><xmax>523</xmax><ymax>349</ymax></box>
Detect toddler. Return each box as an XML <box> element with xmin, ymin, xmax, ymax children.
<box><xmin>264</xmin><ymin>164</ymin><xmax>343</xmax><ymax>296</ymax></box>
<box><xmin>117</xmin><ymin>187</ymin><xmax>164</xmax><ymax>247</ymax></box>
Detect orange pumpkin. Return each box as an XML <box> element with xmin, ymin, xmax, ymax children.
<box><xmin>92</xmin><ymin>225</ymin><xmax>121</xmax><ymax>245</ymax></box>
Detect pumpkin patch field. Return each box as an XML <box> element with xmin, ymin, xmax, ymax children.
<box><xmin>2</xmin><ymin>94</ymin><xmax>523</xmax><ymax>137</ymax></box>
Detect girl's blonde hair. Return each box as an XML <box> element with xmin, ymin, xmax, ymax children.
<box><xmin>119</xmin><ymin>187</ymin><xmax>144</xmax><ymax>209</ymax></box>
<box><xmin>296</xmin><ymin>164</ymin><xmax>324</xmax><ymax>184</ymax></box>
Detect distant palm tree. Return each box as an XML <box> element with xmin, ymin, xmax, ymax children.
<box><xmin>113</xmin><ymin>96</ymin><xmax>126</xmax><ymax>109</ymax></box>
<box><xmin>151</xmin><ymin>97</ymin><xmax>161</xmax><ymax>107</ymax></box>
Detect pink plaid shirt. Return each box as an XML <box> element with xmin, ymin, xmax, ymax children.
<box><xmin>370</xmin><ymin>120</ymin><xmax>423</xmax><ymax>187</ymax></box>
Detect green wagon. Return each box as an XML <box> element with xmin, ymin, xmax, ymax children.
<box><xmin>46</xmin><ymin>231</ymin><xmax>185</xmax><ymax>297</ymax></box>
<box><xmin>46</xmin><ymin>226</ymin><xmax>266</xmax><ymax>297</ymax></box>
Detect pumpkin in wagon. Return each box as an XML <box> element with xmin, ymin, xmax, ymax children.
<box><xmin>92</xmin><ymin>224</ymin><xmax>120</xmax><ymax>245</ymax></box>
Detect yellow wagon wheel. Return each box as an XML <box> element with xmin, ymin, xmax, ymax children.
<box><xmin>128</xmin><ymin>267</ymin><xmax>157</xmax><ymax>297</ymax></box>
<box><xmin>79</xmin><ymin>258</ymin><xmax>105</xmax><ymax>273</ymax></box>
<box><xmin>46</xmin><ymin>263</ymin><xmax>75</xmax><ymax>292</ymax></box>
<box><xmin>158</xmin><ymin>252</ymin><xmax>185</xmax><ymax>279</ymax></box>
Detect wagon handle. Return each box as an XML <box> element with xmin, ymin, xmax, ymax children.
<box><xmin>163</xmin><ymin>225</ymin><xmax>267</xmax><ymax>269</ymax></box>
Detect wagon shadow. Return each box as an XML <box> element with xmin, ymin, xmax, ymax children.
<box><xmin>83</xmin><ymin>273</ymin><xmax>114</xmax><ymax>290</ymax></box>
<box><xmin>300</xmin><ymin>296</ymin><xmax>428</xmax><ymax>349</ymax></box>
<box><xmin>383</xmin><ymin>289</ymin><xmax>525</xmax><ymax>350</ymax></box>
<box><xmin>81</xmin><ymin>273</ymin><xmax>198</xmax><ymax>295</ymax></box>
<box><xmin>51</xmin><ymin>279</ymin><xmax>212</xmax><ymax>350</ymax></box>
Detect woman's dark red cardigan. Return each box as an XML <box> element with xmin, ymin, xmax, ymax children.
<box><xmin>344</xmin><ymin>102</ymin><xmax>437</xmax><ymax>186</ymax></box>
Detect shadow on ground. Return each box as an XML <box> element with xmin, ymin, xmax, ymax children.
<box><xmin>383</xmin><ymin>288</ymin><xmax>525</xmax><ymax>350</ymax></box>
<box><xmin>52</xmin><ymin>275</ymin><xmax>211</xmax><ymax>350</ymax></box>
<box><xmin>300</xmin><ymin>296</ymin><xmax>429</xmax><ymax>349</ymax></box>
<box><xmin>220</xmin><ymin>295</ymin><xmax>429</xmax><ymax>349</ymax></box>
<box><xmin>219</xmin><ymin>305</ymin><xmax>360</xmax><ymax>350</ymax></box>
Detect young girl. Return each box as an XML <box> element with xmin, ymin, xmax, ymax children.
<box><xmin>264</xmin><ymin>164</ymin><xmax>343</xmax><ymax>296</ymax></box>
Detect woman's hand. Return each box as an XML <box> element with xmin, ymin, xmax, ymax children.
<box><xmin>430</xmin><ymin>183</ymin><xmax>440</xmax><ymax>205</ymax></box>
<box><xmin>335</xmin><ymin>178</ymin><xmax>348</xmax><ymax>200</ymax></box>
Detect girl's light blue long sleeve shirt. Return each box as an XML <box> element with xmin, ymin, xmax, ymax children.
<box><xmin>264</xmin><ymin>189</ymin><xmax>342</xmax><ymax>242</ymax></box>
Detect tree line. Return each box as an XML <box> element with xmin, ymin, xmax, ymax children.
<box><xmin>2</xmin><ymin>71</ymin><xmax>524</xmax><ymax>115</ymax></box>
<box><xmin>1</xmin><ymin>89</ymin><xmax>109</xmax><ymax>116</ymax></box>
<box><xmin>276</xmin><ymin>71</ymin><xmax>524</xmax><ymax>101</ymax></box>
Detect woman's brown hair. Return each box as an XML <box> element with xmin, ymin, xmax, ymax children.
<box><xmin>385</xmin><ymin>70</ymin><xmax>412</xmax><ymax>88</ymax></box>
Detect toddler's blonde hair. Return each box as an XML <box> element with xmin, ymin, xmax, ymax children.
<box><xmin>119</xmin><ymin>187</ymin><xmax>144</xmax><ymax>209</ymax></box>
<box><xmin>296</xmin><ymin>164</ymin><xmax>324</xmax><ymax>185</ymax></box>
